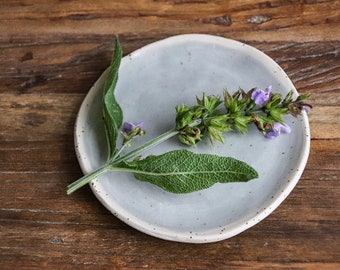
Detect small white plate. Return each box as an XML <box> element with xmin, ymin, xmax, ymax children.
<box><xmin>74</xmin><ymin>34</ymin><xmax>310</xmax><ymax>243</ymax></box>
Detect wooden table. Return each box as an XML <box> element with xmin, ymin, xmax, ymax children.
<box><xmin>1</xmin><ymin>1</ymin><xmax>339</xmax><ymax>269</ymax></box>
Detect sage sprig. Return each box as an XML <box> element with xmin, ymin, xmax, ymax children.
<box><xmin>67</xmin><ymin>38</ymin><xmax>311</xmax><ymax>195</ymax></box>
<box><xmin>175</xmin><ymin>85</ymin><xmax>311</xmax><ymax>145</ymax></box>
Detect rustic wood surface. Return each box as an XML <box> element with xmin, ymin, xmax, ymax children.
<box><xmin>1</xmin><ymin>0</ymin><xmax>339</xmax><ymax>269</ymax></box>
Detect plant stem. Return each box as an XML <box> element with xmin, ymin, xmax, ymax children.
<box><xmin>112</xmin><ymin>129</ymin><xmax>178</xmax><ymax>164</ymax></box>
<box><xmin>109</xmin><ymin>138</ymin><xmax>131</xmax><ymax>163</ymax></box>
<box><xmin>67</xmin><ymin>128</ymin><xmax>178</xmax><ymax>194</ymax></box>
<box><xmin>67</xmin><ymin>165</ymin><xmax>109</xmax><ymax>195</ymax></box>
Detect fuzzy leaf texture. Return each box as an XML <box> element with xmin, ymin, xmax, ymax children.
<box><xmin>119</xmin><ymin>149</ymin><xmax>258</xmax><ymax>193</ymax></box>
<box><xmin>103</xmin><ymin>37</ymin><xmax>123</xmax><ymax>158</ymax></box>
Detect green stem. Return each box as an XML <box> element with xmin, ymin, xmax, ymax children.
<box><xmin>67</xmin><ymin>129</ymin><xmax>178</xmax><ymax>194</ymax></box>
<box><xmin>67</xmin><ymin>165</ymin><xmax>110</xmax><ymax>195</ymax></box>
<box><xmin>109</xmin><ymin>138</ymin><xmax>131</xmax><ymax>163</ymax></box>
<box><xmin>112</xmin><ymin>129</ymin><xmax>178</xmax><ymax>164</ymax></box>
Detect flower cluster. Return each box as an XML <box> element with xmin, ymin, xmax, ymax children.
<box><xmin>175</xmin><ymin>86</ymin><xmax>311</xmax><ymax>146</ymax></box>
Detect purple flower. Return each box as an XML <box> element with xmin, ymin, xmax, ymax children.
<box><xmin>251</xmin><ymin>85</ymin><xmax>272</xmax><ymax>106</ymax></box>
<box><xmin>303</xmin><ymin>104</ymin><xmax>313</xmax><ymax>113</ymax></box>
<box><xmin>265</xmin><ymin>122</ymin><xmax>291</xmax><ymax>139</ymax></box>
<box><xmin>122</xmin><ymin>121</ymin><xmax>144</xmax><ymax>134</ymax></box>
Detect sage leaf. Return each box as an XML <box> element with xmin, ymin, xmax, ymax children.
<box><xmin>103</xmin><ymin>37</ymin><xmax>123</xmax><ymax>158</ymax></box>
<box><xmin>119</xmin><ymin>149</ymin><xmax>258</xmax><ymax>193</ymax></box>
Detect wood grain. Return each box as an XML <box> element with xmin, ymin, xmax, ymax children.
<box><xmin>0</xmin><ymin>0</ymin><xmax>339</xmax><ymax>269</ymax></box>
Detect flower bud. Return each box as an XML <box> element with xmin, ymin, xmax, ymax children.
<box><xmin>121</xmin><ymin>121</ymin><xmax>145</xmax><ymax>143</ymax></box>
<box><xmin>177</xmin><ymin>126</ymin><xmax>202</xmax><ymax>146</ymax></box>
<box><xmin>196</xmin><ymin>92</ymin><xmax>222</xmax><ymax>113</ymax></box>
<box><xmin>175</xmin><ymin>105</ymin><xmax>206</xmax><ymax>130</ymax></box>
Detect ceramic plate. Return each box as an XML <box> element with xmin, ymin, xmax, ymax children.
<box><xmin>74</xmin><ymin>34</ymin><xmax>310</xmax><ymax>243</ymax></box>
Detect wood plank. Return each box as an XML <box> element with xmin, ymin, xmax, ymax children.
<box><xmin>0</xmin><ymin>94</ymin><xmax>83</xmax><ymax>140</ymax></box>
<box><xmin>0</xmin><ymin>0</ymin><xmax>339</xmax><ymax>43</ymax></box>
<box><xmin>0</xmin><ymin>42</ymin><xmax>111</xmax><ymax>94</ymax></box>
<box><xmin>1</xmin><ymin>41</ymin><xmax>339</xmax><ymax>95</ymax></box>
<box><xmin>0</xmin><ymin>218</ymin><xmax>338</xmax><ymax>268</ymax></box>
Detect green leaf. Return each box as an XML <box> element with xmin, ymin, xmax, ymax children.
<box><xmin>282</xmin><ymin>90</ymin><xmax>294</xmax><ymax>106</ymax></box>
<box><xmin>118</xmin><ymin>149</ymin><xmax>258</xmax><ymax>193</ymax></box>
<box><xmin>103</xmin><ymin>37</ymin><xmax>123</xmax><ymax>158</ymax></box>
<box><xmin>269</xmin><ymin>108</ymin><xmax>287</xmax><ymax>123</ymax></box>
<box><xmin>234</xmin><ymin>115</ymin><xmax>252</xmax><ymax>134</ymax></box>
<box><xmin>296</xmin><ymin>93</ymin><xmax>311</xmax><ymax>101</ymax></box>
<box><xmin>196</xmin><ymin>92</ymin><xmax>222</xmax><ymax>112</ymax></box>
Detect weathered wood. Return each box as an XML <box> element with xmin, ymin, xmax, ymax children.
<box><xmin>1</xmin><ymin>40</ymin><xmax>339</xmax><ymax>94</ymax></box>
<box><xmin>0</xmin><ymin>0</ymin><xmax>339</xmax><ymax>269</ymax></box>
<box><xmin>0</xmin><ymin>0</ymin><xmax>339</xmax><ymax>43</ymax></box>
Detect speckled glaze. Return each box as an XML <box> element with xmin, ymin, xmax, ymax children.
<box><xmin>74</xmin><ymin>34</ymin><xmax>310</xmax><ymax>243</ymax></box>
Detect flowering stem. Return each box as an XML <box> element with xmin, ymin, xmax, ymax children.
<box><xmin>112</xmin><ymin>129</ymin><xmax>178</xmax><ymax>164</ymax></box>
<box><xmin>109</xmin><ymin>138</ymin><xmax>132</xmax><ymax>163</ymax></box>
<box><xmin>67</xmin><ymin>128</ymin><xmax>179</xmax><ymax>195</ymax></box>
